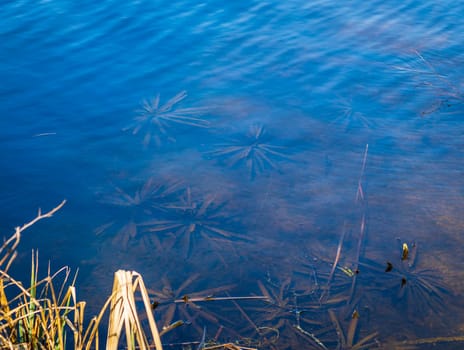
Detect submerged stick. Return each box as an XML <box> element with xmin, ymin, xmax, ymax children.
<box><xmin>203</xmin><ymin>344</ymin><xmax>257</xmax><ymax>350</ymax></box>
<box><xmin>294</xmin><ymin>295</ymin><xmax>328</xmax><ymax>350</ymax></box>
<box><xmin>175</xmin><ymin>295</ymin><xmax>269</xmax><ymax>303</ymax></box>
<box><xmin>394</xmin><ymin>335</ymin><xmax>464</xmax><ymax>346</ymax></box>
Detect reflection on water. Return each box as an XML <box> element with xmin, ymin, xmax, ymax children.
<box><xmin>1</xmin><ymin>0</ymin><xmax>464</xmax><ymax>348</ymax></box>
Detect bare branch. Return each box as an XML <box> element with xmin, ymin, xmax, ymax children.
<box><xmin>18</xmin><ymin>199</ymin><xmax>67</xmax><ymax>234</ymax></box>
<box><xmin>0</xmin><ymin>200</ymin><xmax>67</xmax><ymax>271</ymax></box>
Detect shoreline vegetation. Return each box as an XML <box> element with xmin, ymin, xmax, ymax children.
<box><xmin>0</xmin><ymin>200</ymin><xmax>165</xmax><ymax>350</ymax></box>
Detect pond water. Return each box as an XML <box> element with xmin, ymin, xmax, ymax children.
<box><xmin>1</xmin><ymin>0</ymin><xmax>463</xmax><ymax>348</ymax></box>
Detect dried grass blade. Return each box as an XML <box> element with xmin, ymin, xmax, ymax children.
<box><xmin>320</xmin><ymin>226</ymin><xmax>346</xmax><ymax>302</ymax></box>
<box><xmin>346</xmin><ymin>311</ymin><xmax>359</xmax><ymax>346</ymax></box>
<box><xmin>106</xmin><ymin>270</ymin><xmax>163</xmax><ymax>350</ymax></box>
<box><xmin>328</xmin><ymin>310</ymin><xmax>346</xmax><ymax>348</ymax></box>
<box><xmin>353</xmin><ymin>331</ymin><xmax>379</xmax><ymax>349</ymax></box>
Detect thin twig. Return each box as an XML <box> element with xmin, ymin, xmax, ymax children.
<box><xmin>19</xmin><ymin>200</ymin><xmax>67</xmax><ymax>233</ymax></box>
<box><xmin>175</xmin><ymin>295</ymin><xmax>269</xmax><ymax>303</ymax></box>
<box><xmin>294</xmin><ymin>294</ymin><xmax>328</xmax><ymax>350</ymax></box>
<box><xmin>0</xmin><ymin>200</ymin><xmax>67</xmax><ymax>272</ymax></box>
<box><xmin>394</xmin><ymin>335</ymin><xmax>464</xmax><ymax>346</ymax></box>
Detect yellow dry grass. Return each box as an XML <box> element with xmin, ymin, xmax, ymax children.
<box><xmin>0</xmin><ymin>200</ymin><xmax>163</xmax><ymax>350</ymax></box>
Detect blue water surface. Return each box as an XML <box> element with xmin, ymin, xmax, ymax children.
<box><xmin>1</xmin><ymin>0</ymin><xmax>463</xmax><ymax>348</ymax></box>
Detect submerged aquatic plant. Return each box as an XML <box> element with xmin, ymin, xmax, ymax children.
<box><xmin>98</xmin><ymin>177</ymin><xmax>184</xmax><ymax>217</ymax></box>
<box><xmin>146</xmin><ymin>274</ymin><xmax>236</xmax><ymax>336</ymax></box>
<box><xmin>141</xmin><ymin>187</ymin><xmax>248</xmax><ymax>257</ymax></box>
<box><xmin>236</xmin><ymin>278</ymin><xmax>328</xmax><ymax>350</ymax></box>
<box><xmin>205</xmin><ymin>124</ymin><xmax>290</xmax><ymax>179</ymax></box>
<box><xmin>391</xmin><ymin>258</ymin><xmax>448</xmax><ymax>318</ymax></box>
<box><xmin>392</xmin><ymin>50</ymin><xmax>464</xmax><ymax>116</ymax></box>
<box><xmin>126</xmin><ymin>90</ymin><xmax>210</xmax><ymax>146</ymax></box>
<box><xmin>330</xmin><ymin>96</ymin><xmax>375</xmax><ymax>132</ymax></box>
<box><xmin>146</xmin><ymin>273</ymin><xmax>199</xmax><ymax>330</ymax></box>
<box><xmin>362</xmin><ymin>242</ymin><xmax>449</xmax><ymax>320</ymax></box>
<box><xmin>326</xmin><ymin>309</ymin><xmax>380</xmax><ymax>350</ymax></box>
<box><xmin>255</xmin><ymin>278</ymin><xmax>295</xmax><ymax>326</ymax></box>
<box><xmin>95</xmin><ymin>177</ymin><xmax>183</xmax><ymax>248</ymax></box>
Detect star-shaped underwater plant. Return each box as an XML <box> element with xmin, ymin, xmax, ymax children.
<box><xmin>126</xmin><ymin>90</ymin><xmax>210</xmax><ymax>146</ymax></box>
<box><xmin>205</xmin><ymin>124</ymin><xmax>290</xmax><ymax>179</ymax></box>
<box><xmin>330</xmin><ymin>96</ymin><xmax>375</xmax><ymax>133</ymax></box>
<box><xmin>392</xmin><ymin>50</ymin><xmax>463</xmax><ymax>117</ymax></box>
<box><xmin>94</xmin><ymin>177</ymin><xmax>183</xmax><ymax>248</ymax></box>
<box><xmin>146</xmin><ymin>274</ymin><xmax>236</xmax><ymax>336</ymax></box>
<box><xmin>361</xmin><ymin>242</ymin><xmax>449</xmax><ymax>320</ymax></box>
<box><xmin>141</xmin><ymin>187</ymin><xmax>249</xmax><ymax>257</ymax></box>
